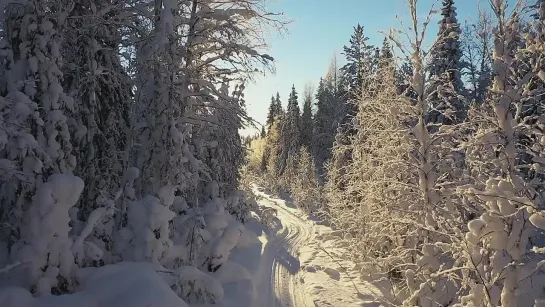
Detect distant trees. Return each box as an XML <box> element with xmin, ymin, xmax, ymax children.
<box><xmin>461</xmin><ymin>10</ymin><xmax>493</xmax><ymax>103</ymax></box>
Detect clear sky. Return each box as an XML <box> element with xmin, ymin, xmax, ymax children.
<box><xmin>241</xmin><ymin>0</ymin><xmax>520</xmax><ymax>136</ymax></box>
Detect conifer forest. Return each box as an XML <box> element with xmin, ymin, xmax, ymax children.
<box><xmin>2</xmin><ymin>0</ymin><xmax>545</xmax><ymax>306</ymax></box>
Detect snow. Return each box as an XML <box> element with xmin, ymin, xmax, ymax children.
<box><xmin>250</xmin><ymin>187</ymin><xmax>383</xmax><ymax>307</ymax></box>
<box><xmin>0</xmin><ymin>262</ymin><xmax>189</xmax><ymax>307</ymax></box>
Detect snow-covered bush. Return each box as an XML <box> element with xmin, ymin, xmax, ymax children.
<box><xmin>206</xmin><ymin>223</ymin><xmax>243</xmax><ymax>273</ymax></box>
<box><xmin>12</xmin><ymin>174</ymin><xmax>84</xmax><ymax>294</ymax></box>
<box><xmin>171</xmin><ymin>265</ymin><xmax>224</xmax><ymax>304</ymax></box>
<box><xmin>226</xmin><ymin>190</ymin><xmax>258</xmax><ymax>223</ymax></box>
<box><xmin>115</xmin><ymin>188</ymin><xmax>177</xmax><ymax>264</ymax></box>
<box><xmin>290</xmin><ymin>146</ymin><xmax>322</xmax><ymax>213</ymax></box>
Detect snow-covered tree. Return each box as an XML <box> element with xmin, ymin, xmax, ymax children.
<box><xmin>62</xmin><ymin>0</ymin><xmax>132</xmax><ymax>218</ymax></box>
<box><xmin>266</xmin><ymin>95</ymin><xmax>277</xmax><ymax>130</ymax></box>
<box><xmin>532</xmin><ymin>0</ymin><xmax>545</xmax><ymax>19</ymax></box>
<box><xmin>290</xmin><ymin>146</ymin><xmax>321</xmax><ymax>213</ymax></box>
<box><xmin>341</xmin><ymin>24</ymin><xmax>377</xmax><ymax>111</ymax></box>
<box><xmin>280</xmin><ymin>85</ymin><xmax>301</xmax><ymax>182</ymax></box>
<box><xmin>312</xmin><ymin>58</ymin><xmax>348</xmax><ymax>175</ymax></box>
<box><xmin>453</xmin><ymin>3</ymin><xmax>545</xmax><ymax>304</ymax></box>
<box><xmin>0</xmin><ymin>0</ymin><xmax>76</xmax><ymax>249</ymax></box>
<box><xmin>300</xmin><ymin>85</ymin><xmax>314</xmax><ymax>150</ymax></box>
<box><xmin>325</xmin><ymin>32</ymin><xmax>416</xmax><ymax>275</ymax></box>
<box><xmin>427</xmin><ymin>0</ymin><xmax>465</xmax><ymax>127</ymax></box>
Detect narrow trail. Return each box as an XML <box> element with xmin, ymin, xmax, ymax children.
<box><xmin>253</xmin><ymin>194</ymin><xmax>314</xmax><ymax>307</ymax></box>
<box><xmin>252</xmin><ymin>187</ymin><xmax>384</xmax><ymax>307</ymax></box>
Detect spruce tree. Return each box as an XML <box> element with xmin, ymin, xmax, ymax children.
<box><xmin>312</xmin><ymin>59</ymin><xmax>347</xmax><ymax>174</ymax></box>
<box><xmin>274</xmin><ymin>92</ymin><xmax>283</xmax><ymax>117</ymax></box>
<box><xmin>341</xmin><ymin>24</ymin><xmax>376</xmax><ymax>104</ymax></box>
<box><xmin>283</xmin><ymin>85</ymin><xmax>301</xmax><ymax>178</ymax></box>
<box><xmin>427</xmin><ymin>0</ymin><xmax>465</xmax><ymax>127</ymax></box>
<box><xmin>377</xmin><ymin>38</ymin><xmax>394</xmax><ymax>85</ymax></box>
<box><xmin>0</xmin><ymin>0</ymin><xmax>78</xmax><ymax>292</ymax></box>
<box><xmin>300</xmin><ymin>88</ymin><xmax>314</xmax><ymax>149</ymax></box>
<box><xmin>312</xmin><ymin>78</ymin><xmax>331</xmax><ymax>172</ymax></box>
<box><xmin>266</xmin><ymin>95</ymin><xmax>276</xmax><ymax>129</ymax></box>
<box><xmin>63</xmin><ymin>0</ymin><xmax>132</xmax><ymax>216</ymax></box>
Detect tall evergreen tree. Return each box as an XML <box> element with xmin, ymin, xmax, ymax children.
<box><xmin>262</xmin><ymin>92</ymin><xmax>285</xmax><ymax>178</ymax></box>
<box><xmin>312</xmin><ymin>59</ymin><xmax>347</xmax><ymax>175</ymax></box>
<box><xmin>284</xmin><ymin>85</ymin><xmax>301</xmax><ymax>161</ymax></box>
<box><xmin>0</xmin><ymin>0</ymin><xmax>77</xmax><ymax>248</ymax></box>
<box><xmin>312</xmin><ymin>78</ymin><xmax>331</xmax><ymax>173</ymax></box>
<box><xmin>341</xmin><ymin>24</ymin><xmax>377</xmax><ymax>104</ymax></box>
<box><xmin>300</xmin><ymin>87</ymin><xmax>314</xmax><ymax>149</ymax></box>
<box><xmin>63</xmin><ymin>0</ymin><xmax>132</xmax><ymax>216</ymax></box>
<box><xmin>274</xmin><ymin>92</ymin><xmax>283</xmax><ymax>117</ymax></box>
<box><xmin>266</xmin><ymin>95</ymin><xmax>276</xmax><ymax>129</ymax></box>
<box><xmin>427</xmin><ymin>0</ymin><xmax>465</xmax><ymax>127</ymax></box>
<box><xmin>275</xmin><ymin>85</ymin><xmax>302</xmax><ymax>181</ymax></box>
<box><xmin>377</xmin><ymin>38</ymin><xmax>394</xmax><ymax>84</ymax></box>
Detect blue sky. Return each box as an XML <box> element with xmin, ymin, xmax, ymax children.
<box><xmin>241</xmin><ymin>0</ymin><xmax>518</xmax><ymax>135</ymax></box>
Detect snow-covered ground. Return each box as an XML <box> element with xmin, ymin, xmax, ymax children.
<box><xmin>252</xmin><ymin>187</ymin><xmax>383</xmax><ymax>307</ymax></box>
<box><xmin>0</xmin><ymin>186</ymin><xmax>384</xmax><ymax>307</ymax></box>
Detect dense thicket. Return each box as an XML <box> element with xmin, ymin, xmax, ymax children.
<box><xmin>0</xmin><ymin>0</ymin><xmax>282</xmax><ymax>303</ymax></box>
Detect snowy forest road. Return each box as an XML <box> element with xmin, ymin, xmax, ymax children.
<box><xmin>253</xmin><ymin>195</ymin><xmax>315</xmax><ymax>307</ymax></box>
<box><xmin>251</xmin><ymin>187</ymin><xmax>384</xmax><ymax>307</ymax></box>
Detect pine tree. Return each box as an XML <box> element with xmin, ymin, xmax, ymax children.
<box><xmin>312</xmin><ymin>78</ymin><xmax>331</xmax><ymax>173</ymax></box>
<box><xmin>0</xmin><ymin>0</ymin><xmax>78</xmax><ymax>292</ymax></box>
<box><xmin>266</xmin><ymin>95</ymin><xmax>277</xmax><ymax>129</ymax></box>
<box><xmin>274</xmin><ymin>92</ymin><xmax>283</xmax><ymax>117</ymax></box>
<box><xmin>312</xmin><ymin>59</ymin><xmax>347</xmax><ymax>174</ymax></box>
<box><xmin>300</xmin><ymin>87</ymin><xmax>314</xmax><ymax>149</ymax></box>
<box><xmin>377</xmin><ymin>38</ymin><xmax>394</xmax><ymax>84</ymax></box>
<box><xmin>63</xmin><ymin>0</ymin><xmax>132</xmax><ymax>217</ymax></box>
<box><xmin>261</xmin><ymin>126</ymin><xmax>266</xmax><ymax>138</ymax></box>
<box><xmin>341</xmin><ymin>24</ymin><xmax>377</xmax><ymax>104</ymax></box>
<box><xmin>281</xmin><ymin>85</ymin><xmax>301</xmax><ymax>180</ymax></box>
<box><xmin>427</xmin><ymin>0</ymin><xmax>465</xmax><ymax>127</ymax></box>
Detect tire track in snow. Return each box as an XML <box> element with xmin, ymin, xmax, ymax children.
<box><xmin>254</xmin><ymin>195</ymin><xmax>314</xmax><ymax>307</ymax></box>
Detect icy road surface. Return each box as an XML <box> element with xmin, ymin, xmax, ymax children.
<box><xmin>252</xmin><ymin>187</ymin><xmax>383</xmax><ymax>307</ymax></box>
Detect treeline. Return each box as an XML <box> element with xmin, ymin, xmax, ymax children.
<box><xmin>246</xmin><ymin>0</ymin><xmax>545</xmax><ymax>305</ymax></box>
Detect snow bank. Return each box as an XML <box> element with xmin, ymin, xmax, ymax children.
<box><xmin>0</xmin><ymin>262</ymin><xmax>188</xmax><ymax>307</ymax></box>
<box><xmin>213</xmin><ymin>215</ymin><xmax>267</xmax><ymax>307</ymax></box>
<box><xmin>11</xmin><ymin>174</ymin><xmax>84</xmax><ymax>294</ymax></box>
